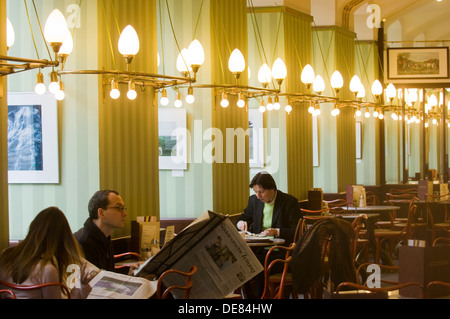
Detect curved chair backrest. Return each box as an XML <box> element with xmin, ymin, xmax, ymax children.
<box><xmin>156</xmin><ymin>265</ymin><xmax>197</xmax><ymax>299</ymax></box>
<box><xmin>0</xmin><ymin>289</ymin><xmax>17</xmax><ymax>299</ymax></box>
<box><xmin>336</xmin><ymin>281</ymin><xmax>424</xmax><ymax>299</ymax></box>
<box><xmin>0</xmin><ymin>280</ymin><xmax>71</xmax><ymax>299</ymax></box>
<box><xmin>261</xmin><ymin>243</ymin><xmax>296</xmax><ymax>299</ymax></box>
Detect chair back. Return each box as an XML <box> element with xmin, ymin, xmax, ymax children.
<box><xmin>365</xmin><ymin>191</ymin><xmax>379</xmax><ymax>205</ymax></box>
<box><xmin>335</xmin><ymin>281</ymin><xmax>424</xmax><ymax>299</ymax></box>
<box><xmin>0</xmin><ymin>280</ymin><xmax>71</xmax><ymax>299</ymax></box>
<box><xmin>0</xmin><ymin>289</ymin><xmax>16</xmax><ymax>299</ymax></box>
<box><xmin>261</xmin><ymin>243</ymin><xmax>296</xmax><ymax>299</ymax></box>
<box><xmin>156</xmin><ymin>265</ymin><xmax>197</xmax><ymax>299</ymax></box>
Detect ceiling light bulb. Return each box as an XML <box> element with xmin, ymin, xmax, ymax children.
<box><xmin>174</xmin><ymin>92</ymin><xmax>183</xmax><ymax>108</ymax></box>
<box><xmin>55</xmin><ymin>87</ymin><xmax>65</xmax><ymax>101</ymax></box>
<box><xmin>188</xmin><ymin>39</ymin><xmax>205</xmax><ymax>66</ymax></box>
<box><xmin>391</xmin><ymin>112</ymin><xmax>398</xmax><ymax>121</ymax></box>
<box><xmin>160</xmin><ymin>88</ymin><xmax>169</xmax><ymax>105</ymax></box>
<box><xmin>350</xmin><ymin>75</ymin><xmax>362</xmax><ymax>93</ymax></box>
<box><xmin>371</xmin><ymin>80</ymin><xmax>383</xmax><ymax>96</ymax></box>
<box><xmin>237</xmin><ymin>93</ymin><xmax>245</xmax><ymax>108</ymax></box>
<box><xmin>308</xmin><ymin>105</ymin><xmax>315</xmax><ymax>114</ymax></box>
<box><xmin>186</xmin><ymin>86</ymin><xmax>195</xmax><ymax>104</ymax></box>
<box><xmin>313</xmin><ymin>108</ymin><xmax>321</xmax><ymax>116</ymax></box>
<box><xmin>258</xmin><ymin>63</ymin><xmax>272</xmax><ymax>88</ymax></box>
<box><xmin>266</xmin><ymin>96</ymin><xmax>273</xmax><ymax>111</ymax></box>
<box><xmin>301</xmin><ymin>64</ymin><xmax>315</xmax><ymax>87</ymax></box>
<box><xmin>386</xmin><ymin>83</ymin><xmax>396</xmax><ymax>100</ymax></box>
<box><xmin>355</xmin><ymin>108</ymin><xmax>362</xmax><ymax>117</ymax></box>
<box><xmin>49</xmin><ymin>71</ymin><xmax>60</xmax><ymax>94</ymax></box>
<box><xmin>273</xmin><ymin>96</ymin><xmax>281</xmax><ymax>110</ymax></box>
<box><xmin>44</xmin><ymin>9</ymin><xmax>69</xmax><ymax>52</ymax></box>
<box><xmin>364</xmin><ymin>108</ymin><xmax>371</xmax><ymax>118</ymax></box>
<box><xmin>429</xmin><ymin>94</ymin><xmax>438</xmax><ymax>107</ymax></box>
<box><xmin>118</xmin><ymin>25</ymin><xmax>140</xmax><ymax>57</ymax></box>
<box><xmin>220</xmin><ymin>92</ymin><xmax>229</xmax><ymax>108</ymax></box>
<box><xmin>285</xmin><ymin>104</ymin><xmax>292</xmax><ymax>114</ymax></box>
<box><xmin>373</xmin><ymin>109</ymin><xmax>379</xmax><ymax>117</ymax></box>
<box><xmin>35</xmin><ymin>72</ymin><xmax>46</xmax><ymax>95</ymax></box>
<box><xmin>272</xmin><ymin>58</ymin><xmax>287</xmax><ymax>84</ymax></box>
<box><xmin>228</xmin><ymin>49</ymin><xmax>246</xmax><ymax>77</ymax></box>
<box><xmin>330</xmin><ymin>70</ymin><xmax>344</xmax><ymax>90</ymax></box>
<box><xmin>127</xmin><ymin>80</ymin><xmax>137</xmax><ymax>100</ymax></box>
<box><xmin>59</xmin><ymin>28</ymin><xmax>73</xmax><ymax>56</ymax></box>
<box><xmin>176</xmin><ymin>48</ymin><xmax>192</xmax><ymax>75</ymax></box>
<box><xmin>357</xmin><ymin>85</ymin><xmax>366</xmax><ymax>99</ymax></box>
<box><xmin>6</xmin><ymin>18</ymin><xmax>15</xmax><ymax>49</ymax></box>
<box><xmin>313</xmin><ymin>75</ymin><xmax>325</xmax><ymax>94</ymax></box>
<box><xmin>110</xmin><ymin>79</ymin><xmax>120</xmax><ymax>99</ymax></box>
<box><xmin>331</xmin><ymin>107</ymin><xmax>340</xmax><ymax>117</ymax></box>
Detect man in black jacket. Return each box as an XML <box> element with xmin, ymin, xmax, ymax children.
<box><xmin>237</xmin><ymin>172</ymin><xmax>301</xmax><ymax>244</ymax></box>
<box><xmin>74</xmin><ymin>190</ymin><xmax>139</xmax><ymax>275</ymax></box>
<box><xmin>237</xmin><ymin>172</ymin><xmax>301</xmax><ymax>298</ymax></box>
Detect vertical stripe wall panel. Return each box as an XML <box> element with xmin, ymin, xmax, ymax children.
<box><xmin>283</xmin><ymin>10</ymin><xmax>314</xmax><ymax>200</ymax></box>
<box><xmin>0</xmin><ymin>0</ymin><xmax>9</xmax><ymax>250</ymax></box>
<box><xmin>210</xmin><ymin>0</ymin><xmax>249</xmax><ymax>214</ymax></box>
<box><xmin>98</xmin><ymin>0</ymin><xmax>159</xmax><ymax>237</ymax></box>
<box><xmin>335</xmin><ymin>27</ymin><xmax>357</xmax><ymax>192</ymax></box>
<box><xmin>6</xmin><ymin>0</ymin><xmax>100</xmax><ymax>240</ymax></box>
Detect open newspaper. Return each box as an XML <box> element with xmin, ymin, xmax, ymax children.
<box><xmin>134</xmin><ymin>210</ymin><xmax>263</xmax><ymax>299</ymax></box>
<box><xmin>87</xmin><ymin>270</ymin><xmax>157</xmax><ymax>299</ymax></box>
<box><xmin>81</xmin><ymin>259</ymin><xmax>156</xmax><ymax>299</ymax></box>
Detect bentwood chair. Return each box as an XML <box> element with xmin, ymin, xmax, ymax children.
<box><xmin>261</xmin><ymin>243</ymin><xmax>296</xmax><ymax>299</ymax></box>
<box><xmin>156</xmin><ymin>265</ymin><xmax>197</xmax><ymax>299</ymax></box>
<box><xmin>0</xmin><ymin>280</ymin><xmax>71</xmax><ymax>299</ymax></box>
<box><xmin>0</xmin><ymin>289</ymin><xmax>16</xmax><ymax>299</ymax></box>
<box><xmin>335</xmin><ymin>281</ymin><xmax>424</xmax><ymax>299</ymax></box>
<box><xmin>425</xmin><ymin>281</ymin><xmax>450</xmax><ymax>298</ymax></box>
<box><xmin>373</xmin><ymin>198</ymin><xmax>424</xmax><ymax>264</ymax></box>
<box><xmin>114</xmin><ymin>252</ymin><xmax>143</xmax><ymax>274</ymax></box>
<box><xmin>425</xmin><ymin>193</ymin><xmax>450</xmax><ymax>243</ymax></box>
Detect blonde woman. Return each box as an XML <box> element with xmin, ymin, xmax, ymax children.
<box><xmin>0</xmin><ymin>207</ymin><xmax>93</xmax><ymax>299</ymax></box>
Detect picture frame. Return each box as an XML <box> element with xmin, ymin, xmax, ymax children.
<box><xmin>249</xmin><ymin>109</ymin><xmax>264</xmax><ymax>168</ymax></box>
<box><xmin>158</xmin><ymin>108</ymin><xmax>187</xmax><ymax>170</ymax></box>
<box><xmin>387</xmin><ymin>47</ymin><xmax>449</xmax><ymax>82</ymax></box>
<box><xmin>356</xmin><ymin>121</ymin><xmax>362</xmax><ymax>160</ymax></box>
<box><xmin>313</xmin><ymin>115</ymin><xmax>319</xmax><ymax>167</ymax></box>
<box><xmin>7</xmin><ymin>92</ymin><xmax>59</xmax><ymax>184</ymax></box>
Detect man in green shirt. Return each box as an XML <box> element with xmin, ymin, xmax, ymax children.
<box><xmin>237</xmin><ymin>172</ymin><xmax>301</xmax><ymax>298</ymax></box>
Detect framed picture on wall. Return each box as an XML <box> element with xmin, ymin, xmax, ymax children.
<box><xmin>158</xmin><ymin>108</ymin><xmax>187</xmax><ymax>170</ymax></box>
<box><xmin>387</xmin><ymin>47</ymin><xmax>449</xmax><ymax>81</ymax></box>
<box><xmin>313</xmin><ymin>115</ymin><xmax>319</xmax><ymax>167</ymax></box>
<box><xmin>356</xmin><ymin>121</ymin><xmax>362</xmax><ymax>159</ymax></box>
<box><xmin>249</xmin><ymin>109</ymin><xmax>264</xmax><ymax>168</ymax></box>
<box><xmin>7</xmin><ymin>92</ymin><xmax>59</xmax><ymax>184</ymax></box>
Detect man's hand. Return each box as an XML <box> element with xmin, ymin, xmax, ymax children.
<box><xmin>237</xmin><ymin>221</ymin><xmax>248</xmax><ymax>231</ymax></box>
<box><xmin>260</xmin><ymin>228</ymin><xmax>280</xmax><ymax>237</ymax></box>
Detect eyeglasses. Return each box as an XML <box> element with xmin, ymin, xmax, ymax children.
<box><xmin>106</xmin><ymin>206</ymin><xmax>127</xmax><ymax>212</ymax></box>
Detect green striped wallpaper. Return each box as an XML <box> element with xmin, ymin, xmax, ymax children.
<box><xmin>6</xmin><ymin>0</ymin><xmax>100</xmax><ymax>240</ymax></box>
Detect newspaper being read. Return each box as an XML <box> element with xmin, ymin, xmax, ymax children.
<box><xmin>134</xmin><ymin>210</ymin><xmax>263</xmax><ymax>299</ymax></box>
<box><xmin>87</xmin><ymin>270</ymin><xmax>157</xmax><ymax>299</ymax></box>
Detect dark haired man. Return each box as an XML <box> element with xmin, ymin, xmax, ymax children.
<box><xmin>237</xmin><ymin>172</ymin><xmax>301</xmax><ymax>298</ymax></box>
<box><xmin>237</xmin><ymin>172</ymin><xmax>300</xmax><ymax>244</ymax></box>
<box><xmin>74</xmin><ymin>190</ymin><xmax>130</xmax><ymax>272</ymax></box>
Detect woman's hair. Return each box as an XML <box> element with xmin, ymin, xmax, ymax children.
<box><xmin>249</xmin><ymin>171</ymin><xmax>277</xmax><ymax>190</ymax></box>
<box><xmin>0</xmin><ymin>206</ymin><xmax>84</xmax><ymax>284</ymax></box>
<box><xmin>88</xmin><ymin>190</ymin><xmax>119</xmax><ymax>220</ymax></box>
